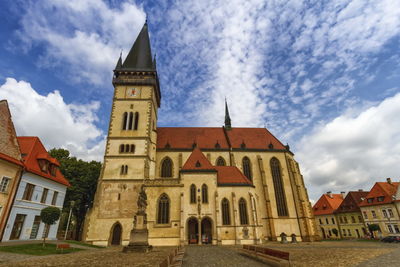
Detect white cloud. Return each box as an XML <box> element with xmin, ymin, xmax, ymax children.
<box><xmin>0</xmin><ymin>78</ymin><xmax>105</xmax><ymax>161</ymax></box>
<box><xmin>16</xmin><ymin>0</ymin><xmax>146</xmax><ymax>85</ymax></box>
<box><xmin>296</xmin><ymin>93</ymin><xmax>400</xmax><ymax>200</ymax></box>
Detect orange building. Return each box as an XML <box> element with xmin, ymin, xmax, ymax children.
<box><xmin>313</xmin><ymin>192</ymin><xmax>344</xmax><ymax>239</ymax></box>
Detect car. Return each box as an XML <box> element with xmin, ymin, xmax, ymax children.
<box><xmin>381</xmin><ymin>236</ymin><xmax>400</xmax><ymax>243</ymax></box>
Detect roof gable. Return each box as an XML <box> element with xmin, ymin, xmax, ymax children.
<box><xmin>182</xmin><ymin>147</ymin><xmax>215</xmax><ymax>171</ymax></box>
<box><xmin>359</xmin><ymin>181</ymin><xmax>399</xmax><ymax>206</ymax></box>
<box><xmin>335</xmin><ymin>191</ymin><xmax>369</xmax><ymax>213</ymax></box>
<box><xmin>17</xmin><ymin>137</ymin><xmax>70</xmax><ymax>187</ymax></box>
<box><xmin>313</xmin><ymin>193</ymin><xmax>344</xmax><ymax>215</ymax></box>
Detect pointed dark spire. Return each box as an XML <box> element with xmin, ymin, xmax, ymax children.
<box><xmin>224</xmin><ymin>99</ymin><xmax>232</xmax><ymax>130</ymax></box>
<box><xmin>115</xmin><ymin>51</ymin><xmax>122</xmax><ymax>70</ymax></box>
<box><xmin>122</xmin><ymin>22</ymin><xmax>154</xmax><ymax>71</ymax></box>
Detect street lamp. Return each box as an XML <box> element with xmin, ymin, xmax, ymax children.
<box><xmin>64</xmin><ymin>201</ymin><xmax>75</xmax><ymax>240</ymax></box>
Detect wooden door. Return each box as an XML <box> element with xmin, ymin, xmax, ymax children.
<box><xmin>111</xmin><ymin>224</ymin><xmax>122</xmax><ymax>245</ymax></box>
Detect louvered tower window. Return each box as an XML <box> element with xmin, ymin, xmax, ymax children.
<box><xmin>270</xmin><ymin>158</ymin><xmax>288</xmax><ymax>216</ymax></box>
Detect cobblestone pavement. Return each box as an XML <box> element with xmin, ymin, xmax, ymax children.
<box><xmin>356</xmin><ymin>247</ymin><xmax>400</xmax><ymax>267</ymax></box>
<box><xmin>182</xmin><ymin>245</ymin><xmax>267</xmax><ymax>267</ymax></box>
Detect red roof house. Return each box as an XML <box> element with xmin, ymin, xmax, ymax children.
<box><xmin>359</xmin><ymin>179</ymin><xmax>399</xmax><ymax>207</ymax></box>
<box><xmin>313</xmin><ymin>193</ymin><xmax>344</xmax><ymax>216</ymax></box>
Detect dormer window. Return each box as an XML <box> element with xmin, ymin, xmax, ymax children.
<box><xmin>49</xmin><ymin>164</ymin><xmax>57</xmax><ymax>176</ymax></box>
<box><xmin>377</xmin><ymin>196</ymin><xmax>384</xmax><ymax>202</ymax></box>
<box><xmin>367</xmin><ymin>198</ymin><xmax>374</xmax><ymax>203</ymax></box>
<box><xmin>38</xmin><ymin>159</ymin><xmax>49</xmax><ymax>173</ymax></box>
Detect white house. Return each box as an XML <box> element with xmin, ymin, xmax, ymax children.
<box><xmin>1</xmin><ymin>137</ymin><xmax>69</xmax><ymax>242</ymax></box>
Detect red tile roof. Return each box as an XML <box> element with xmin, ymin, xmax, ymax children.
<box><xmin>334</xmin><ymin>191</ymin><xmax>369</xmax><ymax>213</ymax></box>
<box><xmin>313</xmin><ymin>193</ymin><xmax>344</xmax><ymax>216</ymax></box>
<box><xmin>181</xmin><ymin>148</ymin><xmax>253</xmax><ymax>186</ymax></box>
<box><xmin>359</xmin><ymin>181</ymin><xmax>399</xmax><ymax>207</ymax></box>
<box><xmin>157</xmin><ymin>127</ymin><xmax>286</xmax><ymax>150</ymax></box>
<box><xmin>17</xmin><ymin>137</ymin><xmax>70</xmax><ymax>187</ymax></box>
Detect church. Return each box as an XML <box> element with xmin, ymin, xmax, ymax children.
<box><xmin>83</xmin><ymin>23</ymin><xmax>318</xmax><ymax>246</ymax></box>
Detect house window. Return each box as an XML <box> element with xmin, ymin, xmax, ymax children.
<box><xmin>326</xmin><ymin>218</ymin><xmax>329</xmax><ymax>224</ymax></box>
<box><xmin>394</xmin><ymin>225</ymin><xmax>400</xmax><ymax>233</ymax></box>
<box><xmin>0</xmin><ymin>177</ymin><xmax>11</xmax><ymax>193</ymax></box>
<box><xmin>239</xmin><ymin>198</ymin><xmax>249</xmax><ymax>225</ymax></box>
<box><xmin>51</xmin><ymin>191</ymin><xmax>58</xmax><ymax>205</ymax></box>
<box><xmin>382</xmin><ymin>210</ymin><xmax>388</xmax><ymax>218</ymax></box>
<box><xmin>221</xmin><ymin>198</ymin><xmax>231</xmax><ymax>225</ymax></box>
<box><xmin>157</xmin><ymin>194</ymin><xmax>169</xmax><ymax>224</ymax></box>
<box><xmin>270</xmin><ymin>158</ymin><xmax>288</xmax><ymax>217</ymax></box>
<box><xmin>190</xmin><ymin>184</ymin><xmax>196</xmax><ymax>204</ymax></box>
<box><xmin>201</xmin><ymin>184</ymin><xmax>208</xmax><ymax>203</ymax></box>
<box><xmin>371</xmin><ymin>210</ymin><xmax>377</xmax><ymax>218</ymax></box>
<box><xmin>22</xmin><ymin>183</ymin><xmax>35</xmax><ymax>201</ymax></box>
<box><xmin>388</xmin><ymin>225</ymin><xmax>394</xmax><ymax>233</ymax></box>
<box><xmin>319</xmin><ymin>219</ymin><xmax>322</xmax><ymax>225</ymax></box>
<box><xmin>344</xmin><ymin>217</ymin><xmax>348</xmax><ymax>223</ymax></box>
<box><xmin>377</xmin><ymin>196</ymin><xmax>384</xmax><ymax>202</ymax></box>
<box><xmin>40</xmin><ymin>188</ymin><xmax>48</xmax><ymax>204</ymax></box>
<box><xmin>363</xmin><ymin>211</ymin><xmax>368</xmax><ymax>219</ymax></box>
<box><xmin>30</xmin><ymin>216</ymin><xmax>41</xmax><ymax>239</ymax></box>
<box><xmin>161</xmin><ymin>158</ymin><xmax>173</xmax><ymax>177</ymax></box>
<box><xmin>331</xmin><ymin>218</ymin><xmax>335</xmax><ymax>224</ymax></box>
<box><xmin>358</xmin><ymin>215</ymin><xmax>363</xmax><ymax>223</ymax></box>
<box><xmin>348</xmin><ymin>229</ymin><xmax>351</xmax><ymax>236</ymax></box>
<box><xmin>388</xmin><ymin>209</ymin><xmax>394</xmax><ymax>218</ymax></box>
<box><xmin>343</xmin><ymin>229</ymin><xmax>346</xmax><ymax>236</ymax></box>
<box><xmin>242</xmin><ymin>157</ymin><xmax>252</xmax><ymax>181</ymax></box>
<box><xmin>339</xmin><ymin>217</ymin><xmax>343</xmax><ymax>223</ymax></box>
<box><xmin>216</xmin><ymin>157</ymin><xmax>226</xmax><ymax>166</ymax></box>
<box><xmin>351</xmin><ymin>216</ymin><xmax>356</xmax><ymax>223</ymax></box>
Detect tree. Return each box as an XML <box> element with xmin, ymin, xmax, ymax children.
<box><xmin>40</xmin><ymin>207</ymin><xmax>61</xmax><ymax>246</ymax></box>
<box><xmin>368</xmin><ymin>224</ymin><xmax>380</xmax><ymax>238</ymax></box>
<box><xmin>49</xmin><ymin>148</ymin><xmax>101</xmax><ymax>240</ymax></box>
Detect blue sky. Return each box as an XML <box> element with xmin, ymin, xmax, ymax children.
<box><xmin>1</xmin><ymin>0</ymin><xmax>400</xmax><ymax>201</ymax></box>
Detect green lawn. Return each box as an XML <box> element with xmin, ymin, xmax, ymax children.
<box><xmin>65</xmin><ymin>240</ymin><xmax>105</xmax><ymax>248</ymax></box>
<box><xmin>0</xmin><ymin>243</ymin><xmax>83</xmax><ymax>255</ymax></box>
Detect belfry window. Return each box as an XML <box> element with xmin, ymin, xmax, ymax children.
<box><xmin>221</xmin><ymin>198</ymin><xmax>231</xmax><ymax>225</ymax></box>
<box><xmin>157</xmin><ymin>194</ymin><xmax>170</xmax><ymax>224</ymax></box>
<box><xmin>242</xmin><ymin>157</ymin><xmax>252</xmax><ymax>181</ymax></box>
<box><xmin>216</xmin><ymin>157</ymin><xmax>226</xmax><ymax>166</ymax></box>
<box><xmin>122</xmin><ymin>112</ymin><xmax>128</xmax><ymax>130</ymax></box>
<box><xmin>201</xmin><ymin>184</ymin><xmax>208</xmax><ymax>203</ymax></box>
<box><xmin>122</xmin><ymin>112</ymin><xmax>138</xmax><ymax>130</ymax></box>
<box><xmin>161</xmin><ymin>157</ymin><xmax>173</xmax><ymax>177</ymax></box>
<box><xmin>190</xmin><ymin>184</ymin><xmax>196</xmax><ymax>204</ymax></box>
<box><xmin>239</xmin><ymin>198</ymin><xmax>249</xmax><ymax>225</ymax></box>
<box><xmin>119</xmin><ymin>144</ymin><xmax>135</xmax><ymax>153</ymax></box>
<box><xmin>128</xmin><ymin>112</ymin><xmax>133</xmax><ymax>130</ymax></box>
<box><xmin>120</xmin><ymin>165</ymin><xmax>128</xmax><ymax>175</ymax></box>
<box><xmin>134</xmin><ymin>112</ymin><xmax>139</xmax><ymax>130</ymax></box>
<box><xmin>270</xmin><ymin>158</ymin><xmax>288</xmax><ymax>216</ymax></box>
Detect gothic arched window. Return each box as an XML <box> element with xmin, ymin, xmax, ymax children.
<box><xmin>161</xmin><ymin>157</ymin><xmax>173</xmax><ymax>177</ymax></box>
<box><xmin>120</xmin><ymin>165</ymin><xmax>128</xmax><ymax>175</ymax></box>
<box><xmin>122</xmin><ymin>112</ymin><xmax>128</xmax><ymax>130</ymax></box>
<box><xmin>134</xmin><ymin>112</ymin><xmax>139</xmax><ymax>130</ymax></box>
<box><xmin>119</xmin><ymin>144</ymin><xmax>124</xmax><ymax>153</ymax></box>
<box><xmin>130</xmin><ymin>144</ymin><xmax>135</xmax><ymax>153</ymax></box>
<box><xmin>221</xmin><ymin>198</ymin><xmax>231</xmax><ymax>225</ymax></box>
<box><xmin>216</xmin><ymin>157</ymin><xmax>226</xmax><ymax>166</ymax></box>
<box><xmin>125</xmin><ymin>144</ymin><xmax>130</xmax><ymax>152</ymax></box>
<box><xmin>270</xmin><ymin>157</ymin><xmax>288</xmax><ymax>216</ymax></box>
<box><xmin>157</xmin><ymin>194</ymin><xmax>170</xmax><ymax>224</ymax></box>
<box><xmin>239</xmin><ymin>198</ymin><xmax>249</xmax><ymax>225</ymax></box>
<box><xmin>242</xmin><ymin>157</ymin><xmax>252</xmax><ymax>181</ymax></box>
<box><xmin>201</xmin><ymin>184</ymin><xmax>208</xmax><ymax>203</ymax></box>
<box><xmin>190</xmin><ymin>184</ymin><xmax>197</xmax><ymax>204</ymax></box>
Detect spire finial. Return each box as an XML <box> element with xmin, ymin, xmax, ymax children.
<box><xmin>224</xmin><ymin>98</ymin><xmax>232</xmax><ymax>130</ymax></box>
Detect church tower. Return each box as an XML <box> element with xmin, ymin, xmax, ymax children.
<box><xmin>83</xmin><ymin>23</ymin><xmax>161</xmax><ymax>245</ymax></box>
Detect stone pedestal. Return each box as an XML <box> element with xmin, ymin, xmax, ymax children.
<box><xmin>123</xmin><ymin>214</ymin><xmax>152</xmax><ymax>253</ymax></box>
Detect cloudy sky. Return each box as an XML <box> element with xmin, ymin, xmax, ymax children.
<box><xmin>1</xmin><ymin>0</ymin><xmax>400</xmax><ymax>201</ymax></box>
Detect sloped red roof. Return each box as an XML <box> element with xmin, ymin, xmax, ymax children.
<box><xmin>17</xmin><ymin>137</ymin><xmax>70</xmax><ymax>187</ymax></box>
<box><xmin>157</xmin><ymin>127</ymin><xmax>286</xmax><ymax>150</ymax></box>
<box><xmin>313</xmin><ymin>193</ymin><xmax>344</xmax><ymax>215</ymax></box>
<box><xmin>182</xmin><ymin>147</ymin><xmax>215</xmax><ymax>170</ymax></box>
<box><xmin>181</xmin><ymin>148</ymin><xmax>253</xmax><ymax>186</ymax></box>
<box><xmin>359</xmin><ymin>181</ymin><xmax>399</xmax><ymax>207</ymax></box>
<box><xmin>334</xmin><ymin>191</ymin><xmax>369</xmax><ymax>213</ymax></box>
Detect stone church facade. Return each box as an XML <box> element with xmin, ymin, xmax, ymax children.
<box><xmin>83</xmin><ymin>23</ymin><xmax>318</xmax><ymax>246</ymax></box>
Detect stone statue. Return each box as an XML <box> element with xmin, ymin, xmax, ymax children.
<box><xmin>137</xmin><ymin>185</ymin><xmax>147</xmax><ymax>214</ymax></box>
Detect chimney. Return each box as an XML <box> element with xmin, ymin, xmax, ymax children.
<box><xmin>341</xmin><ymin>191</ymin><xmax>346</xmax><ymax>198</ymax></box>
<box><xmin>358</xmin><ymin>189</ymin><xmax>363</xmax><ymax>192</ymax></box>
<box><xmin>327</xmin><ymin>191</ymin><xmax>333</xmax><ymax>198</ymax></box>
<box><xmin>387</xmin><ymin>178</ymin><xmax>392</xmax><ymax>184</ymax></box>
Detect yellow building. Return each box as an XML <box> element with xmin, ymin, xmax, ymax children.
<box><xmin>313</xmin><ymin>192</ymin><xmax>344</xmax><ymax>239</ymax></box>
<box><xmin>359</xmin><ymin>179</ymin><xmax>400</xmax><ymax>238</ymax></box>
<box><xmin>334</xmin><ymin>191</ymin><xmax>369</xmax><ymax>239</ymax></box>
<box><xmin>83</xmin><ymin>23</ymin><xmax>318</xmax><ymax>246</ymax></box>
<box><xmin>0</xmin><ymin>100</ymin><xmax>24</xmax><ymax>240</ymax></box>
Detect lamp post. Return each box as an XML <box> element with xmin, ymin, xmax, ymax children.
<box><xmin>64</xmin><ymin>201</ymin><xmax>75</xmax><ymax>240</ymax></box>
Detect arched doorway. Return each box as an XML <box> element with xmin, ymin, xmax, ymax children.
<box><xmin>188</xmin><ymin>217</ymin><xmax>199</xmax><ymax>244</ymax></box>
<box><xmin>201</xmin><ymin>217</ymin><xmax>212</xmax><ymax>244</ymax></box>
<box><xmin>110</xmin><ymin>223</ymin><xmax>122</xmax><ymax>245</ymax></box>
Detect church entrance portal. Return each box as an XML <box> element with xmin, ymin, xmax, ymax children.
<box><xmin>111</xmin><ymin>223</ymin><xmax>122</xmax><ymax>245</ymax></box>
<box><xmin>201</xmin><ymin>217</ymin><xmax>212</xmax><ymax>244</ymax></box>
<box><xmin>188</xmin><ymin>218</ymin><xmax>199</xmax><ymax>244</ymax></box>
